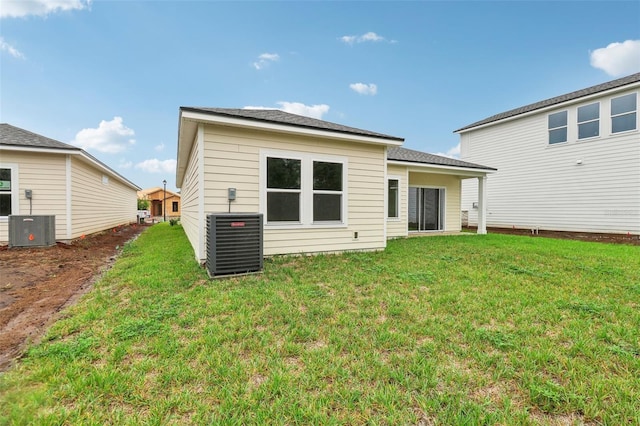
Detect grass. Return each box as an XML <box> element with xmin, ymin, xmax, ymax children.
<box><xmin>1</xmin><ymin>224</ymin><xmax>639</xmax><ymax>425</ymax></box>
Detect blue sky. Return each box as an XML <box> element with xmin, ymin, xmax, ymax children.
<box><xmin>1</xmin><ymin>0</ymin><xmax>639</xmax><ymax>192</ymax></box>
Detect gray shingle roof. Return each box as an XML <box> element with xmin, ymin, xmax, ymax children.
<box><xmin>1</xmin><ymin>123</ymin><xmax>140</xmax><ymax>190</ymax></box>
<box><xmin>0</xmin><ymin>123</ymin><xmax>80</xmax><ymax>151</ymax></box>
<box><xmin>455</xmin><ymin>72</ymin><xmax>640</xmax><ymax>133</ymax></box>
<box><xmin>387</xmin><ymin>147</ymin><xmax>496</xmax><ymax>171</ymax></box>
<box><xmin>181</xmin><ymin>107</ymin><xmax>404</xmax><ymax>142</ymax></box>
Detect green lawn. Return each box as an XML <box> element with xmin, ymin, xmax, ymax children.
<box><xmin>1</xmin><ymin>224</ymin><xmax>639</xmax><ymax>425</ymax></box>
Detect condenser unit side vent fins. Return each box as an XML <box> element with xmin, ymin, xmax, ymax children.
<box><xmin>8</xmin><ymin>215</ymin><xmax>56</xmax><ymax>248</ymax></box>
<box><xmin>206</xmin><ymin>213</ymin><xmax>263</xmax><ymax>277</ymax></box>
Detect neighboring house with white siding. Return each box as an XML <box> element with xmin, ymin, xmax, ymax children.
<box><xmin>0</xmin><ymin>123</ymin><xmax>140</xmax><ymax>244</ymax></box>
<box><xmin>457</xmin><ymin>72</ymin><xmax>640</xmax><ymax>236</ymax></box>
<box><xmin>176</xmin><ymin>107</ymin><xmax>495</xmax><ymax>261</ymax></box>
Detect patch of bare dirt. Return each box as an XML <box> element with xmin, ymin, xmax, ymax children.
<box><xmin>0</xmin><ymin>223</ymin><xmax>148</xmax><ymax>371</ymax></box>
<box><xmin>465</xmin><ymin>226</ymin><xmax>640</xmax><ymax>246</ymax></box>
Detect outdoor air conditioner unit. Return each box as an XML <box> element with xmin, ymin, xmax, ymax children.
<box><xmin>206</xmin><ymin>213</ymin><xmax>263</xmax><ymax>277</ymax></box>
<box><xmin>8</xmin><ymin>215</ymin><xmax>56</xmax><ymax>248</ymax></box>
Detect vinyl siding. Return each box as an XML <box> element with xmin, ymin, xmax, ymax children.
<box><xmin>461</xmin><ymin>88</ymin><xmax>640</xmax><ymax>234</ymax></box>
<box><xmin>0</xmin><ymin>151</ymin><xmax>68</xmax><ymax>242</ymax></box>
<box><xmin>386</xmin><ymin>164</ymin><xmax>408</xmax><ymax>238</ymax></box>
<box><xmin>70</xmin><ymin>156</ymin><xmax>137</xmax><ymax>238</ymax></box>
<box><xmin>409</xmin><ymin>172</ymin><xmax>462</xmax><ymax>232</ymax></box>
<box><xmin>179</xmin><ymin>129</ymin><xmax>203</xmax><ymax>261</ymax></box>
<box><xmin>200</xmin><ymin>125</ymin><xmax>387</xmax><ymax>258</ymax></box>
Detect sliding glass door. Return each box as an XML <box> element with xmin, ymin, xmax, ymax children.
<box><xmin>408</xmin><ymin>187</ymin><xmax>444</xmax><ymax>231</ymax></box>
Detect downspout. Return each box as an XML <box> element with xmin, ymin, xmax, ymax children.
<box><xmin>66</xmin><ymin>155</ymin><xmax>72</xmax><ymax>240</ymax></box>
<box><xmin>383</xmin><ymin>146</ymin><xmax>388</xmax><ymax>246</ymax></box>
<box><xmin>197</xmin><ymin>124</ymin><xmax>206</xmax><ymax>262</ymax></box>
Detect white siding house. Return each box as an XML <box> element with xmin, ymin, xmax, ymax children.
<box><xmin>176</xmin><ymin>108</ymin><xmax>495</xmax><ymax>262</ymax></box>
<box><xmin>458</xmin><ymin>72</ymin><xmax>640</xmax><ymax>236</ymax></box>
<box><xmin>0</xmin><ymin>124</ymin><xmax>140</xmax><ymax>243</ymax></box>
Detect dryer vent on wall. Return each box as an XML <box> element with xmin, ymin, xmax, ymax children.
<box><xmin>9</xmin><ymin>215</ymin><xmax>56</xmax><ymax>248</ymax></box>
<box><xmin>206</xmin><ymin>213</ymin><xmax>263</xmax><ymax>277</ymax></box>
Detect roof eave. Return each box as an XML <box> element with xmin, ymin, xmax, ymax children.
<box><xmin>180</xmin><ymin>109</ymin><xmax>404</xmax><ymax>145</ymax></box>
<box><xmin>1</xmin><ymin>144</ymin><xmax>141</xmax><ymax>191</ymax></box>
<box><xmin>0</xmin><ymin>144</ymin><xmax>81</xmax><ymax>155</ymax></box>
<box><xmin>387</xmin><ymin>159</ymin><xmax>496</xmax><ymax>176</ymax></box>
<box><xmin>455</xmin><ymin>78</ymin><xmax>640</xmax><ymax>134</ymax></box>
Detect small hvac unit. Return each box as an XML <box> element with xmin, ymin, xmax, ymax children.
<box><xmin>207</xmin><ymin>213</ymin><xmax>263</xmax><ymax>277</ymax></box>
<box><xmin>9</xmin><ymin>215</ymin><xmax>56</xmax><ymax>248</ymax></box>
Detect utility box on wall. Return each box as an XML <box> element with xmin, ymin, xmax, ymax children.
<box><xmin>206</xmin><ymin>213</ymin><xmax>263</xmax><ymax>277</ymax></box>
<box><xmin>8</xmin><ymin>215</ymin><xmax>56</xmax><ymax>248</ymax></box>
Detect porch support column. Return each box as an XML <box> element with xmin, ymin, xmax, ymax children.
<box><xmin>477</xmin><ymin>176</ymin><xmax>487</xmax><ymax>234</ymax></box>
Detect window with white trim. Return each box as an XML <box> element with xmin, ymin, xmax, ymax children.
<box><xmin>0</xmin><ymin>167</ymin><xmax>15</xmax><ymax>217</ymax></box>
<box><xmin>266</xmin><ymin>157</ymin><xmax>301</xmax><ymax>222</ymax></box>
<box><xmin>548</xmin><ymin>111</ymin><xmax>567</xmax><ymax>144</ymax></box>
<box><xmin>577</xmin><ymin>102</ymin><xmax>600</xmax><ymax>139</ymax></box>
<box><xmin>611</xmin><ymin>93</ymin><xmax>637</xmax><ymax>133</ymax></box>
<box><xmin>387</xmin><ymin>178</ymin><xmax>399</xmax><ymax>219</ymax></box>
<box><xmin>263</xmin><ymin>152</ymin><xmax>346</xmax><ymax>226</ymax></box>
<box><xmin>312</xmin><ymin>161</ymin><xmax>343</xmax><ymax>221</ymax></box>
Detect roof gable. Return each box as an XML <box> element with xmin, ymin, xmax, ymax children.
<box><xmin>177</xmin><ymin>107</ymin><xmax>405</xmax><ymax>187</ymax></box>
<box><xmin>1</xmin><ymin>123</ymin><xmax>140</xmax><ymax>190</ymax></box>
<box><xmin>455</xmin><ymin>72</ymin><xmax>640</xmax><ymax>133</ymax></box>
<box><xmin>180</xmin><ymin>107</ymin><xmax>404</xmax><ymax>142</ymax></box>
<box><xmin>387</xmin><ymin>147</ymin><xmax>496</xmax><ymax>171</ymax></box>
<box><xmin>138</xmin><ymin>187</ymin><xmax>180</xmax><ymax>199</ymax></box>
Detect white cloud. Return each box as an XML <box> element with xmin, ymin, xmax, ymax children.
<box><xmin>0</xmin><ymin>37</ymin><xmax>25</xmax><ymax>58</ymax></box>
<box><xmin>340</xmin><ymin>32</ymin><xmax>388</xmax><ymax>45</ymax></box>
<box><xmin>118</xmin><ymin>159</ymin><xmax>132</xmax><ymax>169</ymax></box>
<box><xmin>590</xmin><ymin>40</ymin><xmax>640</xmax><ymax>76</ymax></box>
<box><xmin>340</xmin><ymin>35</ymin><xmax>357</xmax><ymax>44</ymax></box>
<box><xmin>360</xmin><ymin>32</ymin><xmax>384</xmax><ymax>42</ymax></box>
<box><xmin>277</xmin><ymin>102</ymin><xmax>330</xmax><ymax>119</ymax></box>
<box><xmin>253</xmin><ymin>52</ymin><xmax>279</xmax><ymax>70</ymax></box>
<box><xmin>243</xmin><ymin>102</ymin><xmax>330</xmax><ymax>120</ymax></box>
<box><xmin>350</xmin><ymin>82</ymin><xmax>378</xmax><ymax>95</ymax></box>
<box><xmin>71</xmin><ymin>117</ymin><xmax>135</xmax><ymax>154</ymax></box>
<box><xmin>154</xmin><ymin>143</ymin><xmax>165</xmax><ymax>152</ymax></box>
<box><xmin>435</xmin><ymin>142</ymin><xmax>461</xmax><ymax>159</ymax></box>
<box><xmin>134</xmin><ymin>159</ymin><xmax>177</xmax><ymax>174</ymax></box>
<box><xmin>1</xmin><ymin>0</ymin><xmax>92</xmax><ymax>18</ymax></box>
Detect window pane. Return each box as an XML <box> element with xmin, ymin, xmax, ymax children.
<box><xmin>313</xmin><ymin>194</ymin><xmax>341</xmax><ymax>221</ymax></box>
<box><xmin>267</xmin><ymin>158</ymin><xmax>300</xmax><ymax>189</ymax></box>
<box><xmin>267</xmin><ymin>192</ymin><xmax>300</xmax><ymax>221</ymax></box>
<box><xmin>549</xmin><ymin>127</ymin><xmax>567</xmax><ymax>144</ymax></box>
<box><xmin>612</xmin><ymin>112</ymin><xmax>637</xmax><ymax>133</ymax></box>
<box><xmin>611</xmin><ymin>93</ymin><xmax>636</xmax><ymax>116</ymax></box>
<box><xmin>578</xmin><ymin>121</ymin><xmax>599</xmax><ymax>139</ymax></box>
<box><xmin>388</xmin><ymin>179</ymin><xmax>398</xmax><ymax>218</ymax></box>
<box><xmin>0</xmin><ymin>168</ymin><xmax>11</xmax><ymax>191</ymax></box>
<box><xmin>548</xmin><ymin>111</ymin><xmax>567</xmax><ymax>129</ymax></box>
<box><xmin>313</xmin><ymin>161</ymin><xmax>342</xmax><ymax>191</ymax></box>
<box><xmin>578</xmin><ymin>103</ymin><xmax>599</xmax><ymax>122</ymax></box>
<box><xmin>0</xmin><ymin>194</ymin><xmax>10</xmax><ymax>216</ymax></box>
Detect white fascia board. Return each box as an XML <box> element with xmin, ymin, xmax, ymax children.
<box><xmin>180</xmin><ymin>110</ymin><xmax>404</xmax><ymax>147</ymax></box>
<box><xmin>456</xmin><ymin>82</ymin><xmax>640</xmax><ymax>134</ymax></box>
<box><xmin>387</xmin><ymin>160</ymin><xmax>495</xmax><ymax>177</ymax></box>
<box><xmin>1</xmin><ymin>145</ymin><xmax>81</xmax><ymax>156</ymax></box>
<box><xmin>176</xmin><ymin>113</ymin><xmax>198</xmax><ymax>187</ymax></box>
